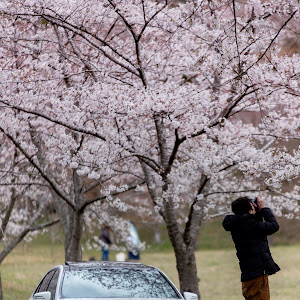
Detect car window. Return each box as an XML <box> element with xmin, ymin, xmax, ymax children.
<box><xmin>35</xmin><ymin>268</ymin><xmax>59</xmax><ymax>298</ymax></box>
<box><xmin>36</xmin><ymin>270</ymin><xmax>55</xmax><ymax>293</ymax></box>
<box><xmin>48</xmin><ymin>269</ymin><xmax>59</xmax><ymax>300</ymax></box>
<box><xmin>61</xmin><ymin>267</ymin><xmax>181</xmax><ymax>299</ymax></box>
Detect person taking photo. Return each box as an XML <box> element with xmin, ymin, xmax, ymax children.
<box><xmin>223</xmin><ymin>196</ymin><xmax>280</xmax><ymax>300</ymax></box>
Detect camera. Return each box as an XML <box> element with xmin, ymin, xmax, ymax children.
<box><xmin>250</xmin><ymin>197</ymin><xmax>259</xmax><ymax>212</ymax></box>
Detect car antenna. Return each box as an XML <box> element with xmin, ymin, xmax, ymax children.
<box><xmin>65</xmin><ymin>261</ymin><xmax>71</xmax><ymax>271</ymax></box>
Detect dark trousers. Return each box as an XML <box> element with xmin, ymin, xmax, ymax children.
<box><xmin>242</xmin><ymin>274</ymin><xmax>270</xmax><ymax>300</ymax></box>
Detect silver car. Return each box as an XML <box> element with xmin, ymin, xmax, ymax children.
<box><xmin>28</xmin><ymin>261</ymin><xmax>198</xmax><ymax>300</ymax></box>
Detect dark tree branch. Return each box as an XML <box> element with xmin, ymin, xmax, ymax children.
<box><xmin>0</xmin><ymin>127</ymin><xmax>76</xmax><ymax>211</ymax></box>
<box><xmin>203</xmin><ymin>187</ymin><xmax>269</xmax><ymax>198</ymax></box>
<box><xmin>79</xmin><ymin>180</ymin><xmax>145</xmax><ymax>213</ymax></box>
<box><xmin>29</xmin><ymin>218</ymin><xmax>60</xmax><ymax>231</ymax></box>
<box><xmin>0</xmin><ymin>100</ymin><xmax>107</xmax><ymax>141</ymax></box>
<box><xmin>228</xmin><ymin>9</ymin><xmax>298</xmax><ymax>83</ymax></box>
<box><xmin>232</xmin><ymin>0</ymin><xmax>241</xmax><ymax>72</ymax></box>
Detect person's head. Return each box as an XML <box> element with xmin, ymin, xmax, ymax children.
<box><xmin>231</xmin><ymin>196</ymin><xmax>252</xmax><ymax>215</ymax></box>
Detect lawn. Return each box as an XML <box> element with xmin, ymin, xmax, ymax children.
<box><xmin>1</xmin><ymin>242</ymin><xmax>300</xmax><ymax>300</ymax></box>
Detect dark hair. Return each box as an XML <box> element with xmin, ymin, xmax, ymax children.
<box><xmin>231</xmin><ymin>197</ymin><xmax>252</xmax><ymax>215</ymax></box>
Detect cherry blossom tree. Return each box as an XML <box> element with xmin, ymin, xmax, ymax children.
<box><xmin>0</xmin><ymin>137</ymin><xmax>60</xmax><ymax>300</ymax></box>
<box><xmin>0</xmin><ymin>116</ymin><xmax>143</xmax><ymax>262</ymax></box>
<box><xmin>1</xmin><ymin>0</ymin><xmax>300</xmax><ymax>298</ymax></box>
<box><xmin>0</xmin><ymin>2</ymin><xmax>145</xmax><ymax>264</ymax></box>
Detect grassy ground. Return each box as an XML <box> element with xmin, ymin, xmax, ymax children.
<box><xmin>1</xmin><ymin>242</ymin><xmax>300</xmax><ymax>300</ymax></box>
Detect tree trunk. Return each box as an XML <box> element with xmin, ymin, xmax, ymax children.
<box><xmin>142</xmin><ymin>162</ymin><xmax>202</xmax><ymax>298</ymax></box>
<box><xmin>175</xmin><ymin>246</ymin><xmax>200</xmax><ymax>297</ymax></box>
<box><xmin>52</xmin><ymin>170</ymin><xmax>85</xmax><ymax>262</ymax></box>
<box><xmin>64</xmin><ymin>211</ymin><xmax>83</xmax><ymax>261</ymax></box>
<box><xmin>53</xmin><ymin>195</ymin><xmax>83</xmax><ymax>261</ymax></box>
<box><xmin>165</xmin><ymin>223</ymin><xmax>201</xmax><ymax>298</ymax></box>
<box><xmin>162</xmin><ymin>182</ymin><xmax>204</xmax><ymax>298</ymax></box>
<box><xmin>141</xmin><ymin>116</ymin><xmax>203</xmax><ymax>298</ymax></box>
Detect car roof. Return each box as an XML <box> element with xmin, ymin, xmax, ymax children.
<box><xmin>64</xmin><ymin>261</ymin><xmax>154</xmax><ymax>270</ymax></box>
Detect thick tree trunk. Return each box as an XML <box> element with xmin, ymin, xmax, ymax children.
<box><xmin>162</xmin><ymin>184</ymin><xmax>204</xmax><ymax>299</ymax></box>
<box><xmin>53</xmin><ymin>195</ymin><xmax>83</xmax><ymax>261</ymax></box>
<box><xmin>53</xmin><ymin>170</ymin><xmax>85</xmax><ymax>262</ymax></box>
<box><xmin>175</xmin><ymin>246</ymin><xmax>200</xmax><ymax>297</ymax></box>
<box><xmin>142</xmin><ymin>163</ymin><xmax>202</xmax><ymax>297</ymax></box>
<box><xmin>64</xmin><ymin>211</ymin><xmax>83</xmax><ymax>261</ymax></box>
<box><xmin>165</xmin><ymin>224</ymin><xmax>201</xmax><ymax>298</ymax></box>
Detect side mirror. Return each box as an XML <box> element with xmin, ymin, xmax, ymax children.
<box><xmin>33</xmin><ymin>291</ymin><xmax>51</xmax><ymax>300</ymax></box>
<box><xmin>183</xmin><ymin>292</ymin><xmax>198</xmax><ymax>300</ymax></box>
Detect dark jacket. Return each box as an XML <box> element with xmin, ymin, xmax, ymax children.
<box><xmin>222</xmin><ymin>208</ymin><xmax>280</xmax><ymax>282</ymax></box>
<box><xmin>100</xmin><ymin>227</ymin><xmax>112</xmax><ymax>245</ymax></box>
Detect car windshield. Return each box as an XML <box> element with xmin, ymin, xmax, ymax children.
<box><xmin>61</xmin><ymin>267</ymin><xmax>180</xmax><ymax>299</ymax></box>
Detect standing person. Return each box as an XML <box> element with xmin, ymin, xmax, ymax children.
<box><xmin>222</xmin><ymin>196</ymin><xmax>280</xmax><ymax>300</ymax></box>
<box><xmin>127</xmin><ymin>222</ymin><xmax>141</xmax><ymax>261</ymax></box>
<box><xmin>100</xmin><ymin>226</ymin><xmax>112</xmax><ymax>261</ymax></box>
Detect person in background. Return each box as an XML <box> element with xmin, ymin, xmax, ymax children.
<box><xmin>100</xmin><ymin>226</ymin><xmax>112</xmax><ymax>261</ymax></box>
<box><xmin>222</xmin><ymin>196</ymin><xmax>280</xmax><ymax>300</ymax></box>
<box><xmin>127</xmin><ymin>222</ymin><xmax>141</xmax><ymax>261</ymax></box>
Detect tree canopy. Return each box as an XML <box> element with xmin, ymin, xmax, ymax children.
<box><xmin>0</xmin><ymin>0</ymin><xmax>300</xmax><ymax>297</ymax></box>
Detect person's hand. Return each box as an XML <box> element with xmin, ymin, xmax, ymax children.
<box><xmin>249</xmin><ymin>202</ymin><xmax>256</xmax><ymax>214</ymax></box>
<box><xmin>256</xmin><ymin>196</ymin><xmax>265</xmax><ymax>211</ymax></box>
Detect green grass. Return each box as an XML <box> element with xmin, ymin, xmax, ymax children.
<box><xmin>141</xmin><ymin>245</ymin><xmax>300</xmax><ymax>300</ymax></box>
<box><xmin>1</xmin><ymin>242</ymin><xmax>300</xmax><ymax>300</ymax></box>
<box><xmin>2</xmin><ymin>217</ymin><xmax>299</xmax><ymax>300</ymax></box>
<box><xmin>137</xmin><ymin>217</ymin><xmax>300</xmax><ymax>252</ymax></box>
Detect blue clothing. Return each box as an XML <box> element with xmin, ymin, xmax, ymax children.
<box><xmin>127</xmin><ymin>223</ymin><xmax>141</xmax><ymax>260</ymax></box>
<box><xmin>100</xmin><ymin>227</ymin><xmax>112</xmax><ymax>261</ymax></box>
<box><xmin>102</xmin><ymin>247</ymin><xmax>109</xmax><ymax>261</ymax></box>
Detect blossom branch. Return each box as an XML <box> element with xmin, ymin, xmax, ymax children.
<box><xmin>79</xmin><ymin>180</ymin><xmax>145</xmax><ymax>212</ymax></box>
<box><xmin>0</xmin><ymin>127</ymin><xmax>76</xmax><ymax>210</ymax></box>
